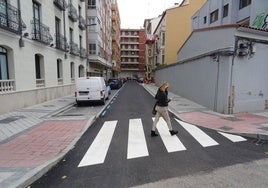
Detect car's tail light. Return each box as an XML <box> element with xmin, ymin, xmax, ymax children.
<box><xmin>75</xmin><ymin>91</ymin><xmax>77</xmax><ymax>97</ymax></box>
<box><xmin>100</xmin><ymin>90</ymin><xmax>103</xmax><ymax>96</ymax></box>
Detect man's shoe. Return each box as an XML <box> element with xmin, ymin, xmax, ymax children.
<box><xmin>169</xmin><ymin>130</ymin><xmax>178</xmax><ymax>136</ymax></box>
<box><xmin>151</xmin><ymin>130</ymin><xmax>158</xmax><ymax>137</ymax></box>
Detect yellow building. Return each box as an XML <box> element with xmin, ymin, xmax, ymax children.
<box><xmin>154</xmin><ymin>0</ymin><xmax>207</xmax><ymax>65</ymax></box>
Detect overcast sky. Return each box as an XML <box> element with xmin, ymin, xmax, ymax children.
<box><xmin>117</xmin><ymin>0</ymin><xmax>183</xmax><ymax>29</ymax></box>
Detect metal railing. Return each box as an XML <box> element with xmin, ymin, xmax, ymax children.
<box><xmin>53</xmin><ymin>0</ymin><xmax>67</xmax><ymax>11</ymax></box>
<box><xmin>31</xmin><ymin>18</ymin><xmax>53</xmax><ymax>45</ymax></box>
<box><xmin>0</xmin><ymin>1</ymin><xmax>26</xmax><ymax>34</ymax></box>
<box><xmin>70</xmin><ymin>41</ymin><xmax>80</xmax><ymax>56</ymax></box>
<box><xmin>78</xmin><ymin>15</ymin><xmax>86</xmax><ymax>30</ymax></box>
<box><xmin>55</xmin><ymin>33</ymin><xmax>67</xmax><ymax>51</ymax></box>
<box><xmin>68</xmin><ymin>4</ymin><xmax>78</xmax><ymax>22</ymax></box>
<box><xmin>0</xmin><ymin>79</ymin><xmax>15</xmax><ymax>93</ymax></box>
<box><xmin>80</xmin><ymin>47</ymin><xmax>87</xmax><ymax>58</ymax></box>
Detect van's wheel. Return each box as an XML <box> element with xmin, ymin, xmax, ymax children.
<box><xmin>77</xmin><ymin>101</ymin><xmax>82</xmax><ymax>106</ymax></box>
<box><xmin>101</xmin><ymin>97</ymin><xmax>105</xmax><ymax>105</ymax></box>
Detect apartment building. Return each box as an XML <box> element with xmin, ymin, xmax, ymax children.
<box><xmin>86</xmin><ymin>0</ymin><xmax>113</xmax><ymax>80</ymax></box>
<box><xmin>0</xmin><ymin>0</ymin><xmax>87</xmax><ymax>114</ymax></box>
<box><xmin>120</xmin><ymin>29</ymin><xmax>146</xmax><ymax>79</ymax></box>
<box><xmin>111</xmin><ymin>0</ymin><xmax>121</xmax><ymax>78</ymax></box>
<box><xmin>192</xmin><ymin>0</ymin><xmax>268</xmax><ymax>30</ymax></box>
<box><xmin>153</xmin><ymin>0</ymin><xmax>207</xmax><ymax>65</ymax></box>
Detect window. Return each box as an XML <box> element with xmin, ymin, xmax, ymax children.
<box><xmin>57</xmin><ymin>59</ymin><xmax>63</xmax><ymax>85</ymax></box>
<box><xmin>35</xmin><ymin>54</ymin><xmax>41</xmax><ymax>79</ymax></box>
<box><xmin>161</xmin><ymin>32</ymin><xmax>165</xmax><ymax>46</ymax></box>
<box><xmin>70</xmin><ymin>62</ymin><xmax>75</xmax><ymax>80</ymax></box>
<box><xmin>210</xmin><ymin>9</ymin><xmax>219</xmax><ymax>23</ymax></box>
<box><xmin>239</xmin><ymin>0</ymin><xmax>251</xmax><ymax>9</ymax></box>
<box><xmin>0</xmin><ymin>46</ymin><xmax>8</xmax><ymax>80</ymax></box>
<box><xmin>89</xmin><ymin>43</ymin><xmax>96</xmax><ymax>54</ymax></box>
<box><xmin>33</xmin><ymin>1</ymin><xmax>41</xmax><ymax>40</ymax></box>
<box><xmin>161</xmin><ymin>54</ymin><xmax>165</xmax><ymax>64</ymax></box>
<box><xmin>203</xmin><ymin>16</ymin><xmax>207</xmax><ymax>24</ymax></box>
<box><xmin>88</xmin><ymin>0</ymin><xmax>96</xmax><ymax>9</ymax></box>
<box><xmin>223</xmin><ymin>4</ymin><xmax>229</xmax><ymax>18</ymax></box>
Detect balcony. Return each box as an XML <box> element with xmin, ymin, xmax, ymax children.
<box><xmin>55</xmin><ymin>33</ymin><xmax>67</xmax><ymax>51</ymax></box>
<box><xmin>70</xmin><ymin>41</ymin><xmax>80</xmax><ymax>56</ymax></box>
<box><xmin>0</xmin><ymin>80</ymin><xmax>15</xmax><ymax>93</ymax></box>
<box><xmin>53</xmin><ymin>0</ymin><xmax>67</xmax><ymax>11</ymax></box>
<box><xmin>68</xmin><ymin>4</ymin><xmax>78</xmax><ymax>22</ymax></box>
<box><xmin>31</xmin><ymin>19</ymin><xmax>53</xmax><ymax>45</ymax></box>
<box><xmin>0</xmin><ymin>2</ymin><xmax>26</xmax><ymax>34</ymax></box>
<box><xmin>80</xmin><ymin>47</ymin><xmax>87</xmax><ymax>58</ymax></box>
<box><xmin>78</xmin><ymin>16</ymin><xmax>86</xmax><ymax>30</ymax></box>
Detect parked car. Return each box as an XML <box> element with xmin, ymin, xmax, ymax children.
<box><xmin>108</xmin><ymin>78</ymin><xmax>122</xmax><ymax>89</ymax></box>
<box><xmin>75</xmin><ymin>77</ymin><xmax>108</xmax><ymax>106</ymax></box>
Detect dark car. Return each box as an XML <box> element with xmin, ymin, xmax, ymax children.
<box><xmin>108</xmin><ymin>79</ymin><xmax>122</xmax><ymax>89</ymax></box>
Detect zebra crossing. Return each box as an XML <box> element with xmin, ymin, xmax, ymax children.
<box><xmin>78</xmin><ymin>117</ymin><xmax>247</xmax><ymax>167</ymax></box>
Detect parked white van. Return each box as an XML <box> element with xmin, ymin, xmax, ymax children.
<box><xmin>75</xmin><ymin>77</ymin><xmax>109</xmax><ymax>105</ymax></box>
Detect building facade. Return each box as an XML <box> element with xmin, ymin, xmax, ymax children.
<box><xmin>153</xmin><ymin>0</ymin><xmax>207</xmax><ymax>66</ymax></box>
<box><xmin>120</xmin><ymin>29</ymin><xmax>146</xmax><ymax>79</ymax></box>
<box><xmin>0</xmin><ymin>0</ymin><xmax>87</xmax><ymax>114</ymax></box>
<box><xmin>111</xmin><ymin>0</ymin><xmax>121</xmax><ymax>78</ymax></box>
<box><xmin>155</xmin><ymin>0</ymin><xmax>268</xmax><ymax>114</ymax></box>
<box><xmin>86</xmin><ymin>0</ymin><xmax>113</xmax><ymax>80</ymax></box>
<box><xmin>192</xmin><ymin>0</ymin><xmax>268</xmax><ymax>30</ymax></box>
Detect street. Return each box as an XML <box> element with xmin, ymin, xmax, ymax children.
<box><xmin>30</xmin><ymin>81</ymin><xmax>268</xmax><ymax>188</ymax></box>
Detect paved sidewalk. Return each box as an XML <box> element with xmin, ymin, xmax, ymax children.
<box><xmin>1</xmin><ymin>83</ymin><xmax>268</xmax><ymax>188</ymax></box>
<box><xmin>143</xmin><ymin>83</ymin><xmax>268</xmax><ymax>140</ymax></box>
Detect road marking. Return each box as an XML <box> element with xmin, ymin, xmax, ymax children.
<box><xmin>218</xmin><ymin>132</ymin><xmax>247</xmax><ymax>142</ymax></box>
<box><xmin>78</xmin><ymin>120</ymin><xmax>117</xmax><ymax>167</ymax></box>
<box><xmin>175</xmin><ymin>119</ymin><xmax>219</xmax><ymax>147</ymax></box>
<box><xmin>153</xmin><ymin>117</ymin><xmax>186</xmax><ymax>152</ymax></box>
<box><xmin>127</xmin><ymin>119</ymin><xmax>149</xmax><ymax>159</ymax></box>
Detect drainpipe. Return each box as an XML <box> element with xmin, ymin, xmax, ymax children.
<box><xmin>228</xmin><ymin>37</ymin><xmax>238</xmax><ymax>114</ymax></box>
<box><xmin>63</xmin><ymin>5</ymin><xmax>67</xmax><ymax>59</ymax></box>
<box><xmin>18</xmin><ymin>0</ymin><xmax>24</xmax><ymax>47</ymax></box>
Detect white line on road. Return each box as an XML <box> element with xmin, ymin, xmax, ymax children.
<box><xmin>218</xmin><ymin>132</ymin><xmax>247</xmax><ymax>142</ymax></box>
<box><xmin>127</xmin><ymin>119</ymin><xmax>149</xmax><ymax>159</ymax></box>
<box><xmin>175</xmin><ymin>119</ymin><xmax>219</xmax><ymax>147</ymax></box>
<box><xmin>78</xmin><ymin>120</ymin><xmax>117</xmax><ymax>167</ymax></box>
<box><xmin>153</xmin><ymin>117</ymin><xmax>186</xmax><ymax>152</ymax></box>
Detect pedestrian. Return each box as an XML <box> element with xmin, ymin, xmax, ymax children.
<box><xmin>151</xmin><ymin>82</ymin><xmax>178</xmax><ymax>137</ymax></box>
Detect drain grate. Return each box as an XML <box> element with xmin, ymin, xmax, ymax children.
<box><xmin>0</xmin><ymin>116</ymin><xmax>25</xmax><ymax>124</ymax></box>
<box><xmin>219</xmin><ymin>126</ymin><xmax>233</xmax><ymax>131</ymax></box>
<box><xmin>222</xmin><ymin>117</ymin><xmax>242</xmax><ymax>121</ymax></box>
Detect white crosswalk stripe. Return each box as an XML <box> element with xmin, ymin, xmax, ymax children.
<box><xmin>218</xmin><ymin>132</ymin><xmax>247</xmax><ymax>142</ymax></box>
<box><xmin>175</xmin><ymin>119</ymin><xmax>219</xmax><ymax>147</ymax></box>
<box><xmin>153</xmin><ymin>117</ymin><xmax>186</xmax><ymax>152</ymax></box>
<box><xmin>78</xmin><ymin>118</ymin><xmax>247</xmax><ymax>167</ymax></box>
<box><xmin>78</xmin><ymin>120</ymin><xmax>117</xmax><ymax>167</ymax></box>
<box><xmin>127</xmin><ymin>119</ymin><xmax>149</xmax><ymax>159</ymax></box>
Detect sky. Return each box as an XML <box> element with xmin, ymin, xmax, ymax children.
<box><xmin>117</xmin><ymin>0</ymin><xmax>183</xmax><ymax>29</ymax></box>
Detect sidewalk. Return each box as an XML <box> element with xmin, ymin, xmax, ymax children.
<box><xmin>1</xmin><ymin>83</ymin><xmax>268</xmax><ymax>188</ymax></box>
<box><xmin>143</xmin><ymin>83</ymin><xmax>268</xmax><ymax>140</ymax></box>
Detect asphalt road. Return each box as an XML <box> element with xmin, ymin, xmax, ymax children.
<box><xmin>30</xmin><ymin>81</ymin><xmax>268</xmax><ymax>188</ymax></box>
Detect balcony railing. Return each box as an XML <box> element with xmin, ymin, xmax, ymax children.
<box><xmin>0</xmin><ymin>1</ymin><xmax>26</xmax><ymax>34</ymax></box>
<box><xmin>80</xmin><ymin>47</ymin><xmax>87</xmax><ymax>58</ymax></box>
<box><xmin>68</xmin><ymin>4</ymin><xmax>78</xmax><ymax>22</ymax></box>
<box><xmin>70</xmin><ymin>41</ymin><xmax>80</xmax><ymax>56</ymax></box>
<box><xmin>31</xmin><ymin>18</ymin><xmax>53</xmax><ymax>45</ymax></box>
<box><xmin>53</xmin><ymin>0</ymin><xmax>67</xmax><ymax>11</ymax></box>
<box><xmin>36</xmin><ymin>79</ymin><xmax>45</xmax><ymax>87</ymax></box>
<box><xmin>78</xmin><ymin>16</ymin><xmax>86</xmax><ymax>30</ymax></box>
<box><xmin>0</xmin><ymin>79</ymin><xmax>15</xmax><ymax>93</ymax></box>
<box><xmin>55</xmin><ymin>33</ymin><xmax>67</xmax><ymax>51</ymax></box>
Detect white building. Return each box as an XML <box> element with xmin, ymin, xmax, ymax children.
<box><xmin>86</xmin><ymin>0</ymin><xmax>113</xmax><ymax>80</ymax></box>
<box><xmin>0</xmin><ymin>0</ymin><xmax>87</xmax><ymax>114</ymax></box>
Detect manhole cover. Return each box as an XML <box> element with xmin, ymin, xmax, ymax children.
<box><xmin>43</xmin><ymin>105</ymin><xmax>55</xmax><ymax>107</ymax></box>
<box><xmin>219</xmin><ymin>126</ymin><xmax>233</xmax><ymax>131</ymax></box>
<box><xmin>222</xmin><ymin>117</ymin><xmax>241</xmax><ymax>121</ymax></box>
